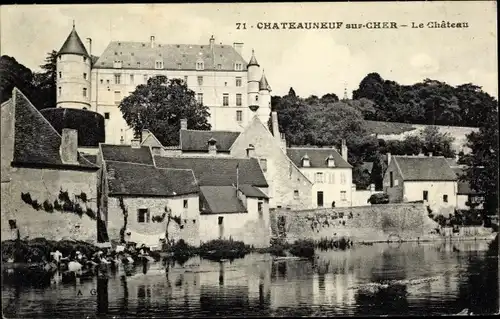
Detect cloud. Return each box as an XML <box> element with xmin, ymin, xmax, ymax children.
<box><xmin>410</xmin><ymin>53</ymin><xmax>440</xmax><ymax>76</ymax></box>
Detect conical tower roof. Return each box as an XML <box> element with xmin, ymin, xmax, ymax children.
<box><xmin>259</xmin><ymin>70</ymin><xmax>271</xmax><ymax>91</ymax></box>
<box><xmin>58</xmin><ymin>23</ymin><xmax>89</xmax><ymax>57</ymax></box>
<box><xmin>247</xmin><ymin>49</ymin><xmax>260</xmax><ymax>67</ymax></box>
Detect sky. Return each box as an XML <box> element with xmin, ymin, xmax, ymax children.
<box><xmin>1</xmin><ymin>2</ymin><xmax>497</xmax><ymax>99</ymax></box>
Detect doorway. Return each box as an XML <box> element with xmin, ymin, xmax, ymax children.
<box><xmin>317</xmin><ymin>191</ymin><xmax>324</xmax><ymax>207</ymax></box>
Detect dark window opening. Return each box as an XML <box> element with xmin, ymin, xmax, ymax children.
<box><xmin>138</xmin><ymin>208</ymin><xmax>149</xmax><ymax>223</ymax></box>
<box><xmin>443</xmin><ymin>195</ymin><xmax>448</xmax><ymax>203</ymax></box>
<box><xmin>423</xmin><ymin>191</ymin><xmax>428</xmax><ymax>201</ymax></box>
<box><xmin>8</xmin><ymin>219</ymin><xmax>17</xmax><ymax>229</ymax></box>
<box><xmin>390</xmin><ymin>171</ymin><xmax>394</xmax><ymax>187</ymax></box>
<box><xmin>183</xmin><ymin>199</ymin><xmax>188</xmax><ymax>209</ymax></box>
<box><xmin>218</xmin><ymin>216</ymin><xmax>224</xmax><ymax>225</ymax></box>
<box><xmin>104</xmin><ymin>112</ymin><xmax>110</xmax><ymax>120</ymax></box>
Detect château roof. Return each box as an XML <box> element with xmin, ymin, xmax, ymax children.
<box><xmin>58</xmin><ymin>26</ymin><xmax>90</xmax><ymax>57</ymax></box>
<box><xmin>247</xmin><ymin>49</ymin><xmax>259</xmax><ymax>67</ymax></box>
<box><xmin>93</xmin><ymin>41</ymin><xmax>248</xmax><ymax>71</ymax></box>
<box><xmin>287</xmin><ymin>147</ymin><xmax>352</xmax><ymax>168</ymax></box>
<box><xmin>259</xmin><ymin>72</ymin><xmax>271</xmax><ymax>91</ymax></box>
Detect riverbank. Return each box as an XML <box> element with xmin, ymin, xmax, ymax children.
<box><xmin>355</xmin><ymin>233</ymin><xmax>497</xmax><ymax>245</ymax></box>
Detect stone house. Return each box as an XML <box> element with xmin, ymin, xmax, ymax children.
<box><xmin>383</xmin><ymin>154</ymin><xmax>458</xmax><ymax>216</ymax></box>
<box><xmin>155</xmin><ymin>156</ymin><xmax>271</xmax><ymax>248</ymax></box>
<box><xmin>286</xmin><ymin>144</ymin><xmax>353</xmax><ymax>208</ymax></box>
<box><xmin>1</xmin><ymin>88</ymin><xmax>99</xmax><ymax>242</ymax></box>
<box><xmin>445</xmin><ymin>157</ymin><xmax>484</xmax><ymax>211</ymax></box>
<box><xmin>97</xmin><ymin>143</ymin><xmax>199</xmax><ymax>248</ymax></box>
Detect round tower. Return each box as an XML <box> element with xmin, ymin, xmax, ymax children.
<box><xmin>247</xmin><ymin>49</ymin><xmax>261</xmax><ymax>116</ymax></box>
<box><xmin>56</xmin><ymin>22</ymin><xmax>91</xmax><ymax>109</ymax></box>
<box><xmin>258</xmin><ymin>69</ymin><xmax>271</xmax><ymax>124</ymax></box>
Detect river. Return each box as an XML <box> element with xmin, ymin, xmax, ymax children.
<box><xmin>2</xmin><ymin>241</ymin><xmax>498</xmax><ymax>317</ymax></box>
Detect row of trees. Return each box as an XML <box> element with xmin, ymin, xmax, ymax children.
<box><xmin>352</xmin><ymin>73</ymin><xmax>497</xmax><ymax>127</ymax></box>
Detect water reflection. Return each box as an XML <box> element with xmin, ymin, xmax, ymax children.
<box><xmin>1</xmin><ymin>241</ymin><xmax>498</xmax><ymax>317</ymax></box>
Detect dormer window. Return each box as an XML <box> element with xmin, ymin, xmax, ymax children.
<box><xmin>234</xmin><ymin>63</ymin><xmax>243</xmax><ymax>71</ymax></box>
<box><xmin>155</xmin><ymin>60</ymin><xmax>164</xmax><ymax>69</ymax></box>
<box><xmin>327</xmin><ymin>155</ymin><xmax>335</xmax><ymax>167</ymax></box>
<box><xmin>113</xmin><ymin>60</ymin><xmax>123</xmax><ymax>69</ymax></box>
<box><xmin>302</xmin><ymin>155</ymin><xmax>310</xmax><ymax>167</ymax></box>
<box><xmin>196</xmin><ymin>61</ymin><xmax>204</xmax><ymax>70</ymax></box>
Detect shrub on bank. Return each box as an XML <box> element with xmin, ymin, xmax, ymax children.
<box><xmin>289</xmin><ymin>239</ymin><xmax>315</xmax><ymax>258</ymax></box>
<box><xmin>315</xmin><ymin>237</ymin><xmax>352</xmax><ymax>250</ymax></box>
<box><xmin>199</xmin><ymin>238</ymin><xmax>251</xmax><ymax>261</ymax></box>
<box><xmin>2</xmin><ymin>238</ymin><xmax>99</xmax><ymax>263</ymax></box>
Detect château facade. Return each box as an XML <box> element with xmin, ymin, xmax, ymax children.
<box><xmin>55</xmin><ymin>24</ymin><xmax>272</xmax><ymax>145</ymax></box>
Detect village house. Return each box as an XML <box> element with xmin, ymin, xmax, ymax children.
<box><xmin>154</xmin><ymin>156</ymin><xmax>271</xmax><ymax>248</ymax></box>
<box><xmin>168</xmin><ymin>113</ymin><xmax>314</xmax><ymax>210</ymax></box>
<box><xmin>286</xmin><ymin>142</ymin><xmax>353</xmax><ymax>208</ymax></box>
<box><xmin>1</xmin><ymin>88</ymin><xmax>99</xmax><ymax>242</ymax></box>
<box><xmin>383</xmin><ymin>153</ymin><xmax>458</xmax><ymax>216</ymax></box>
<box><xmin>445</xmin><ymin>157</ymin><xmax>484</xmax><ymax>211</ymax></box>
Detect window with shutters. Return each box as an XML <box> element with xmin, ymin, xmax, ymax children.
<box><xmin>197</xmin><ymin>76</ymin><xmax>203</xmax><ymax>86</ymax></box>
<box><xmin>223</xmin><ymin>93</ymin><xmax>229</xmax><ymax>106</ymax></box>
<box><xmin>236</xmin><ymin>77</ymin><xmax>242</xmax><ymax>87</ymax></box>
<box><xmin>197</xmin><ymin>93</ymin><xmax>203</xmax><ymax>104</ymax></box>
<box><xmin>236</xmin><ymin>94</ymin><xmax>242</xmax><ymax>106</ymax></box>
<box><xmin>114</xmin><ymin>74</ymin><xmax>121</xmax><ymax>84</ymax></box>
<box><xmin>315</xmin><ymin>172</ymin><xmax>324</xmax><ymax>183</ymax></box>
<box><xmin>236</xmin><ymin>110</ymin><xmax>242</xmax><ymax>122</ymax></box>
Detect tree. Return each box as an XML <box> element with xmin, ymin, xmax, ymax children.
<box><xmin>0</xmin><ymin>55</ymin><xmax>35</xmax><ymax>104</ymax></box>
<box><xmin>420</xmin><ymin>126</ymin><xmax>455</xmax><ymax>157</ymax></box>
<box><xmin>288</xmin><ymin>87</ymin><xmax>297</xmax><ymax>98</ymax></box>
<box><xmin>119</xmin><ymin>75</ymin><xmax>211</xmax><ymax>146</ymax></box>
<box><xmin>461</xmin><ymin>109</ymin><xmax>499</xmax><ymax>219</ymax></box>
<box><xmin>31</xmin><ymin>50</ymin><xmax>57</xmax><ymax>110</ymax></box>
<box><xmin>370</xmin><ymin>151</ymin><xmax>387</xmax><ymax>190</ymax></box>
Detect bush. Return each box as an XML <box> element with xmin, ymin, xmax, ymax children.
<box><xmin>289</xmin><ymin>239</ymin><xmax>315</xmax><ymax>258</ymax></box>
<box><xmin>199</xmin><ymin>239</ymin><xmax>251</xmax><ymax>261</ymax></box>
<box><xmin>368</xmin><ymin>193</ymin><xmax>390</xmax><ymax>204</ymax></box>
<box><xmin>40</xmin><ymin>108</ymin><xmax>105</xmax><ymax>147</ymax></box>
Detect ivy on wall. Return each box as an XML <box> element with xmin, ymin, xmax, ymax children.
<box><xmin>20</xmin><ymin>189</ymin><xmax>96</xmax><ymax>220</ymax></box>
<box><xmin>118</xmin><ymin>197</ymin><xmax>128</xmax><ymax>244</ymax></box>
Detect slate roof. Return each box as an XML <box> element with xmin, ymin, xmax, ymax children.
<box><xmin>453</xmin><ymin>167</ymin><xmax>481</xmax><ymax>195</ymax></box>
<box><xmin>238</xmin><ymin>184</ymin><xmax>268</xmax><ymax>199</ymax></box>
<box><xmin>82</xmin><ymin>155</ymin><xmax>97</xmax><ymax>165</ymax></box>
<box><xmin>58</xmin><ymin>26</ymin><xmax>90</xmax><ymax>57</ymax></box>
<box><xmin>199</xmin><ymin>186</ymin><xmax>247</xmax><ymax>214</ymax></box>
<box><xmin>393</xmin><ymin>156</ymin><xmax>457</xmax><ymax>181</ymax></box>
<box><xmin>247</xmin><ymin>50</ymin><xmax>259</xmax><ymax>67</ymax></box>
<box><xmin>10</xmin><ymin>88</ymin><xmax>96</xmax><ymax>169</ymax></box>
<box><xmin>287</xmin><ymin>147</ymin><xmax>352</xmax><ymax>168</ymax></box>
<box><xmin>154</xmin><ymin>156</ymin><xmax>268</xmax><ymax>187</ymax></box>
<box><xmin>180</xmin><ymin>129</ymin><xmax>241</xmax><ymax>152</ymax></box>
<box><xmin>94</xmin><ymin>41</ymin><xmax>248</xmax><ymax>71</ymax></box>
<box><xmin>100</xmin><ymin>144</ymin><xmax>154</xmax><ymax>165</ymax></box>
<box><xmin>106</xmin><ymin>161</ymin><xmax>198</xmax><ymax>197</ymax></box>
<box><xmin>259</xmin><ymin>73</ymin><xmax>271</xmax><ymax>91</ymax></box>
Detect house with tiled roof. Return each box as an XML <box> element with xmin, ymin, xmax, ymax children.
<box><xmin>56</xmin><ymin>24</ymin><xmax>273</xmax><ymax>145</ymax></box>
<box><xmin>97</xmin><ymin>142</ymin><xmax>200</xmax><ymax>248</ymax></box>
<box><xmin>155</xmin><ymin>155</ymin><xmax>270</xmax><ymax>247</ymax></box>
<box><xmin>383</xmin><ymin>154</ymin><xmax>458</xmax><ymax>216</ymax></box>
<box><xmin>287</xmin><ymin>142</ymin><xmax>354</xmax><ymax>208</ymax></box>
<box><xmin>1</xmin><ymin>88</ymin><xmax>100</xmax><ymax>243</ymax></box>
<box><xmin>445</xmin><ymin>158</ymin><xmax>484</xmax><ymax>211</ymax></box>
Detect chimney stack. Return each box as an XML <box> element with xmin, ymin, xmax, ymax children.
<box><xmin>387</xmin><ymin>152</ymin><xmax>392</xmax><ymax>166</ymax></box>
<box><xmin>60</xmin><ymin>128</ymin><xmax>78</xmax><ymax>165</ymax></box>
<box><xmin>150</xmin><ymin>36</ymin><xmax>155</xmax><ymax>48</ymax></box>
<box><xmin>208</xmin><ymin>138</ymin><xmax>217</xmax><ymax>155</ymax></box>
<box><xmin>233</xmin><ymin>42</ymin><xmax>243</xmax><ymax>55</ymax></box>
<box><xmin>86</xmin><ymin>38</ymin><xmax>92</xmax><ymax>58</ymax></box>
<box><xmin>180</xmin><ymin>119</ymin><xmax>188</xmax><ymax>130</ymax></box>
<box><xmin>246</xmin><ymin>144</ymin><xmax>256</xmax><ymax>158</ymax></box>
<box><xmin>341</xmin><ymin>139</ymin><xmax>348</xmax><ymax>162</ymax></box>
<box><xmin>209</xmin><ymin>35</ymin><xmax>215</xmax><ymax>49</ymax></box>
<box><xmin>131</xmin><ymin>139</ymin><xmax>141</xmax><ymax>149</ymax></box>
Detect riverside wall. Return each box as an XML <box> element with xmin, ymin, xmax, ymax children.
<box><xmin>270</xmin><ymin>202</ymin><xmax>441</xmax><ymax>243</ymax></box>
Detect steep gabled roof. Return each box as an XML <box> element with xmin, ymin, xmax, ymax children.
<box><xmin>93</xmin><ymin>41</ymin><xmax>247</xmax><ymax>71</ymax></box>
<box><xmin>58</xmin><ymin>26</ymin><xmax>90</xmax><ymax>57</ymax></box>
<box><xmin>393</xmin><ymin>156</ymin><xmax>457</xmax><ymax>181</ymax></box>
<box><xmin>287</xmin><ymin>147</ymin><xmax>352</xmax><ymax>168</ymax></box>
<box><xmin>180</xmin><ymin>129</ymin><xmax>241</xmax><ymax>152</ymax></box>
<box><xmin>11</xmin><ymin>88</ymin><xmax>96</xmax><ymax>169</ymax></box>
<box><xmin>100</xmin><ymin>144</ymin><xmax>154</xmax><ymax>165</ymax></box>
<box><xmin>238</xmin><ymin>184</ymin><xmax>268</xmax><ymax>199</ymax></box>
<box><xmin>106</xmin><ymin>161</ymin><xmax>198</xmax><ymax>197</ymax></box>
<box><xmin>199</xmin><ymin>186</ymin><xmax>247</xmax><ymax>214</ymax></box>
<box><xmin>154</xmin><ymin>156</ymin><xmax>268</xmax><ymax>187</ymax></box>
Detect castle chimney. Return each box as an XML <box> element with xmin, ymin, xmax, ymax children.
<box><xmin>208</xmin><ymin>138</ymin><xmax>217</xmax><ymax>155</ymax></box>
<box><xmin>246</xmin><ymin>144</ymin><xmax>256</xmax><ymax>158</ymax></box>
<box><xmin>387</xmin><ymin>152</ymin><xmax>392</xmax><ymax>165</ymax></box>
<box><xmin>180</xmin><ymin>119</ymin><xmax>188</xmax><ymax>130</ymax></box>
<box><xmin>86</xmin><ymin>38</ymin><xmax>92</xmax><ymax>58</ymax></box>
<box><xmin>233</xmin><ymin>42</ymin><xmax>243</xmax><ymax>55</ymax></box>
<box><xmin>271</xmin><ymin>112</ymin><xmax>281</xmax><ymax>143</ymax></box>
<box><xmin>131</xmin><ymin>139</ymin><xmax>141</xmax><ymax>149</ymax></box>
<box><xmin>341</xmin><ymin>139</ymin><xmax>348</xmax><ymax>162</ymax></box>
<box><xmin>60</xmin><ymin>128</ymin><xmax>78</xmax><ymax>165</ymax></box>
<box><xmin>150</xmin><ymin>36</ymin><xmax>155</xmax><ymax>48</ymax></box>
<box><xmin>209</xmin><ymin>35</ymin><xmax>215</xmax><ymax>49</ymax></box>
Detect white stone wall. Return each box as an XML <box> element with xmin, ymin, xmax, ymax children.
<box><xmin>404</xmin><ymin>181</ymin><xmax>457</xmax><ymax>216</ymax></box>
<box><xmin>57</xmin><ymin>54</ymin><xmax>91</xmax><ymax>109</ymax></box>
<box><xmin>299</xmin><ymin>167</ymin><xmax>353</xmax><ymax>208</ymax></box>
